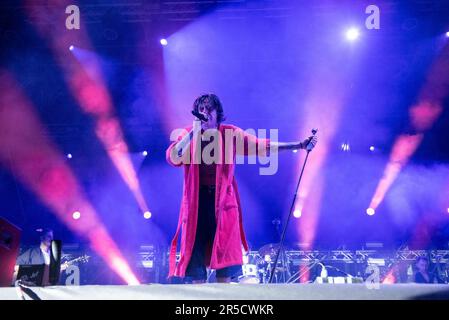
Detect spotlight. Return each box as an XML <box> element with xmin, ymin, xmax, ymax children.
<box><xmin>160</xmin><ymin>39</ymin><xmax>168</xmax><ymax>46</ymax></box>
<box><xmin>369</xmin><ymin>146</ymin><xmax>375</xmax><ymax>152</ymax></box>
<box><xmin>72</xmin><ymin>211</ymin><xmax>81</xmax><ymax>220</ymax></box>
<box><xmin>366</xmin><ymin>208</ymin><xmax>375</xmax><ymax>216</ymax></box>
<box><xmin>142</xmin><ymin>150</ymin><xmax>148</xmax><ymax>157</ymax></box>
<box><xmin>446</xmin><ymin>31</ymin><xmax>449</xmax><ymax>38</ymax></box>
<box><xmin>69</xmin><ymin>45</ymin><xmax>74</xmax><ymax>51</ymax></box>
<box><xmin>346</xmin><ymin>28</ymin><xmax>360</xmax><ymax>41</ymax></box>
<box><xmin>293</xmin><ymin>209</ymin><xmax>302</xmax><ymax>218</ymax></box>
<box><xmin>447</xmin><ymin>208</ymin><xmax>449</xmax><ymax>214</ymax></box>
<box><xmin>143</xmin><ymin>211</ymin><xmax>152</xmax><ymax>219</ymax></box>
<box><xmin>341</xmin><ymin>143</ymin><xmax>350</xmax><ymax>152</ymax></box>
<box><xmin>67</xmin><ymin>153</ymin><xmax>73</xmax><ymax>159</ymax></box>
<box><xmin>292</xmin><ymin>149</ymin><xmax>298</xmax><ymax>153</ymax></box>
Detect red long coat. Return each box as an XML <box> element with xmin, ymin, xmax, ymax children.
<box><xmin>166</xmin><ymin>124</ymin><xmax>270</xmax><ymax>277</ymax></box>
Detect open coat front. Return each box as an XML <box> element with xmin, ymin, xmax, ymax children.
<box><xmin>166</xmin><ymin>124</ymin><xmax>269</xmax><ymax>277</ymax></box>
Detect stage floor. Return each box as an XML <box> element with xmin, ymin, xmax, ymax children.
<box><xmin>1</xmin><ymin>283</ymin><xmax>449</xmax><ymax>300</ymax></box>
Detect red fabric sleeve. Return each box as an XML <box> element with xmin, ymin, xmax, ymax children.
<box><xmin>166</xmin><ymin>127</ymin><xmax>191</xmax><ymax>167</ymax></box>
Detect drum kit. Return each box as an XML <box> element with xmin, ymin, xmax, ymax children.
<box><xmin>238</xmin><ymin>243</ymin><xmax>291</xmax><ymax>284</ymax></box>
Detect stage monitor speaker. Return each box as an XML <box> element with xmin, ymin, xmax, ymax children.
<box><xmin>0</xmin><ymin>217</ymin><xmax>22</xmax><ymax>287</ymax></box>
<box><xmin>16</xmin><ymin>264</ymin><xmax>45</xmax><ymax>286</ymax></box>
<box><xmin>49</xmin><ymin>240</ymin><xmax>62</xmax><ymax>285</ymax></box>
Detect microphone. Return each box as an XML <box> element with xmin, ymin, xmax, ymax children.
<box><xmin>192</xmin><ymin>110</ymin><xmax>208</xmax><ymax>122</ymax></box>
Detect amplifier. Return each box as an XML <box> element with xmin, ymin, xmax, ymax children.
<box><xmin>0</xmin><ymin>217</ymin><xmax>22</xmax><ymax>287</ymax></box>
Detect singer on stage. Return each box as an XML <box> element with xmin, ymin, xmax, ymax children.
<box><xmin>166</xmin><ymin>93</ymin><xmax>317</xmax><ymax>283</ymax></box>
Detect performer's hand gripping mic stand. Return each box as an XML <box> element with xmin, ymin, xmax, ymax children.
<box><xmin>269</xmin><ymin>128</ymin><xmax>318</xmax><ymax>283</ymax></box>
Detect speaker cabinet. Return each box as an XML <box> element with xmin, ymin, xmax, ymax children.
<box><xmin>0</xmin><ymin>217</ymin><xmax>22</xmax><ymax>287</ymax></box>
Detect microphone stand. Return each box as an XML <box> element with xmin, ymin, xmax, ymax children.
<box><xmin>269</xmin><ymin>129</ymin><xmax>317</xmax><ymax>283</ymax></box>
<box><xmin>271</xmin><ymin>219</ymin><xmax>287</xmax><ymax>283</ymax></box>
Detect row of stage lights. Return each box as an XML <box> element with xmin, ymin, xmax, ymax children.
<box><xmin>64</xmin><ymin>143</ymin><xmax>374</xmax><ymax>162</ymax></box>
<box><xmin>293</xmin><ymin>205</ymin><xmax>449</xmax><ymax>218</ymax></box>
<box><xmin>66</xmin><ymin>150</ymin><xmax>148</xmax><ymax>159</ymax></box>
<box><xmin>67</xmin><ymin>29</ymin><xmax>449</xmax><ymax>52</ymax></box>
<box><xmin>151</xmin><ymin>30</ymin><xmax>448</xmax><ymax>46</ymax></box>
<box><xmin>65</xmin><ymin>144</ymin><xmax>372</xmax><ymax>159</ymax></box>
<box><xmin>65</xmin><ymin>145</ymin><xmax>448</xmax><ymax>218</ymax></box>
<box><xmin>70</xmin><ymin>209</ymin><xmax>152</xmax><ymax>220</ymax></box>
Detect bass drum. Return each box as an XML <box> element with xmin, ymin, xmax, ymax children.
<box><xmin>238</xmin><ymin>264</ymin><xmax>260</xmax><ymax>284</ymax></box>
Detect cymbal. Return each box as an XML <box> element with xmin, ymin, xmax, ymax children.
<box><xmin>259</xmin><ymin>243</ymin><xmax>289</xmax><ymax>258</ymax></box>
<box><xmin>259</xmin><ymin>243</ymin><xmax>278</xmax><ymax>257</ymax></box>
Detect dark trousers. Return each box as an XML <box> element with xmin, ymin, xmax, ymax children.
<box><xmin>185</xmin><ymin>185</ymin><xmax>242</xmax><ymax>281</ymax></box>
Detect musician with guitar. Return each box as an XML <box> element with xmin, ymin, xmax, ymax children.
<box><xmin>13</xmin><ymin>229</ymin><xmax>89</xmax><ymax>285</ymax></box>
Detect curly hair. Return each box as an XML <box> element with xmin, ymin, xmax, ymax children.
<box><xmin>192</xmin><ymin>93</ymin><xmax>226</xmax><ymax>124</ymax></box>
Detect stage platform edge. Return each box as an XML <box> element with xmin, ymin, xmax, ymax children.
<box><xmin>1</xmin><ymin>283</ymin><xmax>449</xmax><ymax>300</ymax></box>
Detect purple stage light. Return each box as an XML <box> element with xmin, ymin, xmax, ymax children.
<box><xmin>160</xmin><ymin>39</ymin><xmax>168</xmax><ymax>46</ymax></box>
<box><xmin>142</xmin><ymin>150</ymin><xmax>148</xmax><ymax>157</ymax></box>
<box><xmin>341</xmin><ymin>143</ymin><xmax>350</xmax><ymax>152</ymax></box>
<box><xmin>346</xmin><ymin>28</ymin><xmax>360</xmax><ymax>41</ymax></box>
<box><xmin>143</xmin><ymin>211</ymin><xmax>152</xmax><ymax>219</ymax></box>
<box><xmin>370</xmin><ymin>146</ymin><xmax>375</xmax><ymax>152</ymax></box>
<box><xmin>293</xmin><ymin>209</ymin><xmax>302</xmax><ymax>218</ymax></box>
<box><xmin>69</xmin><ymin>45</ymin><xmax>74</xmax><ymax>51</ymax></box>
<box><xmin>67</xmin><ymin>153</ymin><xmax>73</xmax><ymax>159</ymax></box>
<box><xmin>72</xmin><ymin>211</ymin><xmax>81</xmax><ymax>220</ymax></box>
<box><xmin>366</xmin><ymin>208</ymin><xmax>375</xmax><ymax>216</ymax></box>
<box><xmin>446</xmin><ymin>32</ymin><xmax>449</xmax><ymax>38</ymax></box>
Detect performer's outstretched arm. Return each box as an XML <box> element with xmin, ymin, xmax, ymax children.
<box><xmin>234</xmin><ymin>127</ymin><xmax>318</xmax><ymax>157</ymax></box>
<box><xmin>272</xmin><ymin>135</ymin><xmax>317</xmax><ymax>152</ymax></box>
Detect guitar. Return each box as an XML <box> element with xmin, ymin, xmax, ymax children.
<box><xmin>61</xmin><ymin>254</ymin><xmax>90</xmax><ymax>271</ymax></box>
<box><xmin>13</xmin><ymin>254</ymin><xmax>90</xmax><ymax>284</ymax></box>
